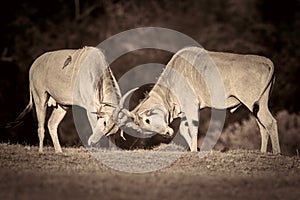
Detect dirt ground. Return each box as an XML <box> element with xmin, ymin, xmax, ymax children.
<box><xmin>0</xmin><ymin>143</ymin><xmax>299</xmax><ymax>200</ymax></box>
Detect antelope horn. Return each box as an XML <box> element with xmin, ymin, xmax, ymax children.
<box><xmin>113</xmin><ymin>87</ymin><xmax>150</xmax><ymax>135</ymax></box>
<box><xmin>113</xmin><ymin>87</ymin><xmax>139</xmax><ymax>123</ymax></box>
<box><xmin>100</xmin><ymin>102</ymin><xmax>117</xmax><ymax>108</ymax></box>
<box><xmin>120</xmin><ymin>130</ymin><xmax>126</xmax><ymax>140</ymax></box>
<box><xmin>118</xmin><ymin>87</ymin><xmax>139</xmax><ymax>110</ymax></box>
<box><xmin>113</xmin><ymin>87</ymin><xmax>155</xmax><ymax>138</ymax></box>
<box><xmin>91</xmin><ymin>111</ymin><xmax>105</xmax><ymax>118</ymax></box>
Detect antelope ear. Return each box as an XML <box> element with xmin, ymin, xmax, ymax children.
<box><xmin>167</xmin><ymin>110</ymin><xmax>183</xmax><ymax>123</ymax></box>
<box><xmin>166</xmin><ymin>112</ymin><xmax>171</xmax><ymax>124</ymax></box>
<box><xmin>172</xmin><ymin>103</ymin><xmax>183</xmax><ymax>119</ymax></box>
<box><xmin>178</xmin><ymin>111</ymin><xmax>185</xmax><ymax>118</ymax></box>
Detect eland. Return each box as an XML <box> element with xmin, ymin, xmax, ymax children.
<box><xmin>7</xmin><ymin>46</ymin><xmax>121</xmax><ymax>153</ymax></box>
<box><xmin>119</xmin><ymin>47</ymin><xmax>280</xmax><ymax>154</ymax></box>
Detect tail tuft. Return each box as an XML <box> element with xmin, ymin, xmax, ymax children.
<box><xmin>6</xmin><ymin>87</ymin><xmax>33</xmax><ymax>129</ymax></box>
<box><xmin>5</xmin><ymin>103</ymin><xmax>33</xmax><ymax>128</ymax></box>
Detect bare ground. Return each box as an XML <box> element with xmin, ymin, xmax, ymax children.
<box><xmin>0</xmin><ymin>143</ymin><xmax>299</xmax><ymax>200</ymax></box>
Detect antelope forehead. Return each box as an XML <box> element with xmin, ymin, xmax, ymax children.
<box><xmin>99</xmin><ymin>107</ymin><xmax>114</xmax><ymax>115</ymax></box>
<box><xmin>152</xmin><ymin>117</ymin><xmax>166</xmax><ymax>126</ymax></box>
<box><xmin>148</xmin><ymin>113</ymin><xmax>166</xmax><ymax>123</ymax></box>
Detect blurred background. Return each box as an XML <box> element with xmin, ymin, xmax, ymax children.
<box><xmin>0</xmin><ymin>0</ymin><xmax>299</xmax><ymax>155</ymax></box>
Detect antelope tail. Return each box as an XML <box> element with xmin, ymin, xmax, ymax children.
<box><xmin>6</xmin><ymin>87</ymin><xmax>33</xmax><ymax>128</ymax></box>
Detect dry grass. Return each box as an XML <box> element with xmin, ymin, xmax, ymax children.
<box><xmin>207</xmin><ymin>110</ymin><xmax>300</xmax><ymax>156</ymax></box>
<box><xmin>0</xmin><ymin>143</ymin><xmax>299</xmax><ymax>200</ymax></box>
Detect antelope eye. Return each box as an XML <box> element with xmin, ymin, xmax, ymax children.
<box><xmin>103</xmin><ymin>121</ymin><xmax>107</xmax><ymax>126</ymax></box>
<box><xmin>145</xmin><ymin>119</ymin><xmax>150</xmax><ymax>124</ymax></box>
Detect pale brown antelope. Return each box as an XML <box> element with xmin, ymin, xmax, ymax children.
<box><xmin>118</xmin><ymin>47</ymin><xmax>280</xmax><ymax>154</ymax></box>
<box><xmin>7</xmin><ymin>46</ymin><xmax>121</xmax><ymax>153</ymax></box>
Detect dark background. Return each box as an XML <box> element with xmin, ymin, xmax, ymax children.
<box><xmin>0</xmin><ymin>0</ymin><xmax>299</xmax><ymax>153</ymax></box>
